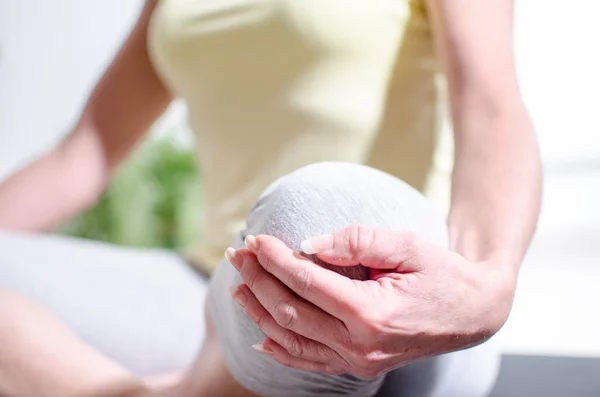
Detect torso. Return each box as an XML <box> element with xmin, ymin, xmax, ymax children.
<box><xmin>147</xmin><ymin>0</ymin><xmax>445</xmax><ymax>272</ymax></box>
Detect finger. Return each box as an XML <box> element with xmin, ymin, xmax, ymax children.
<box><xmin>261</xmin><ymin>338</ymin><xmax>346</xmax><ymax>375</ymax></box>
<box><xmin>232</xmin><ymin>284</ymin><xmax>347</xmax><ymax>364</ymax></box>
<box><xmin>244</xmin><ymin>235</ymin><xmax>360</xmax><ymax>320</ymax></box>
<box><xmin>235</xmin><ymin>250</ymin><xmax>350</xmax><ymax>350</ymax></box>
<box><xmin>302</xmin><ymin>225</ymin><xmax>424</xmax><ymax>271</ymax></box>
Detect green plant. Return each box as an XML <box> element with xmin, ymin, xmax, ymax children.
<box><xmin>60</xmin><ymin>137</ymin><xmax>201</xmax><ymax>250</ymax></box>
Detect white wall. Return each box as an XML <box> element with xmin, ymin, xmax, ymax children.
<box><xmin>515</xmin><ymin>0</ymin><xmax>600</xmax><ymax>166</ymax></box>
<box><xmin>500</xmin><ymin>1</ymin><xmax>600</xmax><ymax>358</ymax></box>
<box><xmin>0</xmin><ymin>0</ymin><xmax>187</xmax><ymax>179</ymax></box>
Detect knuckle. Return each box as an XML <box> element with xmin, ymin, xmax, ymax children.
<box><xmin>254</xmin><ymin>313</ymin><xmax>270</xmax><ymax>331</ymax></box>
<box><xmin>288</xmin><ymin>266</ymin><xmax>313</xmax><ymax>295</ymax></box>
<box><xmin>345</xmin><ymin>225</ymin><xmax>376</xmax><ymax>256</ymax></box>
<box><xmin>346</xmin><ymin>344</ymin><xmax>384</xmax><ymax>376</ymax></box>
<box><xmin>273</xmin><ymin>300</ymin><xmax>299</xmax><ymax>329</ymax></box>
<box><xmin>353</xmin><ymin>354</ymin><xmax>383</xmax><ymax>378</ymax></box>
<box><xmin>244</xmin><ymin>266</ymin><xmax>261</xmax><ymax>290</ymax></box>
<box><xmin>363</xmin><ymin>352</ymin><xmax>382</xmax><ymax>367</ymax></box>
<box><xmin>282</xmin><ymin>331</ymin><xmax>304</xmax><ymax>358</ymax></box>
<box><xmin>332</xmin><ymin>324</ymin><xmax>353</xmax><ymax>351</ymax></box>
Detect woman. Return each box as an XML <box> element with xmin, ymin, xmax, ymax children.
<box><xmin>0</xmin><ymin>0</ymin><xmax>540</xmax><ymax>394</ymax></box>
<box><xmin>0</xmin><ymin>162</ymin><xmax>499</xmax><ymax>397</ymax></box>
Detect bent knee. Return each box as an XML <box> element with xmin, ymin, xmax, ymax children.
<box><xmin>247</xmin><ymin>162</ymin><xmax>448</xmax><ymax>252</ymax></box>
<box><xmin>268</xmin><ymin>162</ymin><xmax>390</xmax><ymax>192</ymax></box>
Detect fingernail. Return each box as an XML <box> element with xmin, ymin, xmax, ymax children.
<box><xmin>301</xmin><ymin>234</ymin><xmax>333</xmax><ymax>255</ymax></box>
<box><xmin>252</xmin><ymin>343</ymin><xmax>273</xmax><ymax>355</ymax></box>
<box><xmin>300</xmin><ymin>239</ymin><xmax>317</xmax><ymax>255</ymax></box>
<box><xmin>245</xmin><ymin>235</ymin><xmax>258</xmax><ymax>251</ymax></box>
<box><xmin>230</xmin><ymin>286</ymin><xmax>247</xmax><ymax>308</ymax></box>
<box><xmin>225</xmin><ymin>247</ymin><xmax>242</xmax><ymax>270</ymax></box>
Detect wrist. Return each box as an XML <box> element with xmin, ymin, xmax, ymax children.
<box><xmin>478</xmin><ymin>258</ymin><xmax>518</xmax><ymax>333</ymax></box>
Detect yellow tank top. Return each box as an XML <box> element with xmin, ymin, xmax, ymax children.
<box><xmin>147</xmin><ymin>0</ymin><xmax>451</xmax><ymax>274</ymax></box>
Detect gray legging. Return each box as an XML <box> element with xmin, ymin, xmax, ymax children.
<box><xmin>0</xmin><ymin>162</ymin><xmax>500</xmax><ymax>396</ymax></box>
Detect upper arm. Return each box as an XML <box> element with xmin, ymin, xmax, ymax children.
<box><xmin>63</xmin><ymin>0</ymin><xmax>172</xmax><ymax>172</ymax></box>
<box><xmin>425</xmin><ymin>0</ymin><xmax>520</xmax><ymax>116</ymax></box>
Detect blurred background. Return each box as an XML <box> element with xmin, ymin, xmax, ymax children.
<box><xmin>1</xmin><ymin>0</ymin><xmax>599</xmax><ymax>395</ymax></box>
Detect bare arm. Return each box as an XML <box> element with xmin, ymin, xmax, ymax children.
<box><xmin>0</xmin><ymin>0</ymin><xmax>171</xmax><ymax>232</ymax></box>
<box><xmin>426</xmin><ymin>0</ymin><xmax>542</xmax><ymax>278</ymax></box>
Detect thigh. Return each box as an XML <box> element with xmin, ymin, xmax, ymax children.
<box><xmin>0</xmin><ymin>230</ymin><xmax>208</xmax><ymax>377</ymax></box>
<box><xmin>376</xmin><ymin>339</ymin><xmax>502</xmax><ymax>397</ymax></box>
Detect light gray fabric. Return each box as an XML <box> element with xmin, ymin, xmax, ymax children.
<box><xmin>208</xmin><ymin>162</ymin><xmax>501</xmax><ymax>397</ymax></box>
<box><xmin>0</xmin><ymin>231</ymin><xmax>208</xmax><ymax>376</ymax></box>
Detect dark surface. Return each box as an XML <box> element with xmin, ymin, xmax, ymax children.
<box><xmin>490</xmin><ymin>355</ymin><xmax>600</xmax><ymax>397</ymax></box>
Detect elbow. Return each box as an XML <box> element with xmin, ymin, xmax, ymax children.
<box><xmin>55</xmin><ymin>128</ymin><xmax>112</xmax><ymax>212</ymax></box>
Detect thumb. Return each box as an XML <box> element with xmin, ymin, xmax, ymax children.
<box><xmin>300</xmin><ymin>225</ymin><xmax>421</xmax><ymax>270</ymax></box>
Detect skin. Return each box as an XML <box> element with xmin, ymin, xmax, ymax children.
<box><xmin>0</xmin><ymin>289</ymin><xmax>255</xmax><ymax>397</ymax></box>
<box><xmin>0</xmin><ymin>290</ymin><xmax>151</xmax><ymax>397</ymax></box>
<box><xmin>169</xmin><ymin>298</ymin><xmax>261</xmax><ymax>397</ymax></box>
<box><xmin>0</xmin><ymin>0</ymin><xmax>541</xmax><ymax>393</ymax></box>
<box><xmin>0</xmin><ymin>0</ymin><xmax>171</xmax><ymax>231</ymax></box>
<box><xmin>230</xmin><ymin>0</ymin><xmax>542</xmax><ymax>376</ymax></box>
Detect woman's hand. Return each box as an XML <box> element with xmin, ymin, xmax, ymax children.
<box><xmin>227</xmin><ymin>226</ymin><xmax>516</xmax><ymax>377</ymax></box>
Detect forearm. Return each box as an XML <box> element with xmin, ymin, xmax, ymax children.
<box><xmin>425</xmin><ymin>0</ymin><xmax>542</xmax><ymax>275</ymax></box>
<box><xmin>0</xmin><ymin>129</ymin><xmax>107</xmax><ymax>232</ymax></box>
<box><xmin>448</xmin><ymin>103</ymin><xmax>542</xmax><ymax>274</ymax></box>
